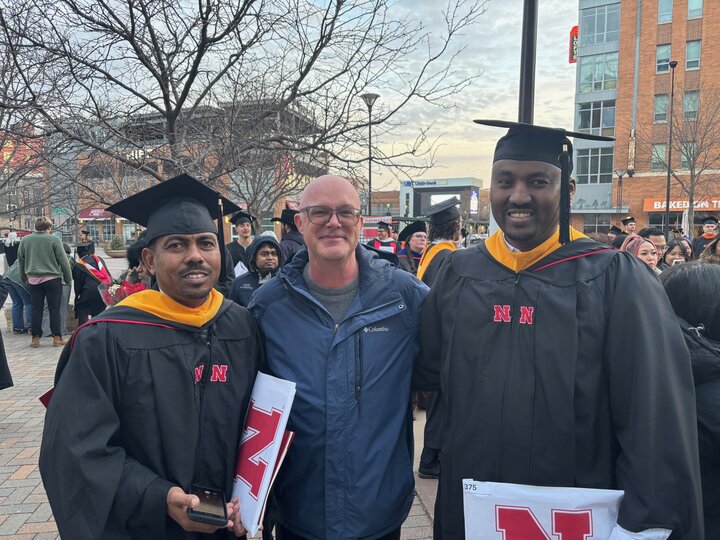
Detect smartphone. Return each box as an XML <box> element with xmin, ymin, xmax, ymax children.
<box><xmin>673</xmin><ymin>259</ymin><xmax>683</xmax><ymax>265</ymax></box>
<box><xmin>186</xmin><ymin>484</ymin><xmax>228</xmax><ymax>527</ymax></box>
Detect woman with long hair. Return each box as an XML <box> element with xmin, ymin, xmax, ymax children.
<box><xmin>620</xmin><ymin>234</ymin><xmax>660</xmax><ymax>274</ymax></box>
<box><xmin>658</xmin><ymin>237</ymin><xmax>690</xmax><ymax>272</ymax></box>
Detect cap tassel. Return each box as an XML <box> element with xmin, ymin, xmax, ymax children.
<box><xmin>217</xmin><ymin>197</ymin><xmax>227</xmax><ymax>283</ymax></box>
<box><xmin>559</xmin><ymin>145</ymin><xmax>572</xmax><ymax>244</ymax></box>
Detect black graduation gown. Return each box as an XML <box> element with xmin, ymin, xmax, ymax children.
<box><xmin>226</xmin><ymin>241</ymin><xmax>250</xmax><ymax>269</ymax></box>
<box><xmin>39</xmin><ymin>299</ymin><xmax>262</xmax><ymax>539</ymax></box>
<box><xmin>415</xmin><ymin>239</ymin><xmax>703</xmax><ymax>539</ymax></box>
<box><xmin>418</xmin><ymin>242</ymin><xmax>454</xmax><ymax>286</ymax></box>
<box><xmin>72</xmin><ymin>255</ymin><xmax>110</xmax><ymax>317</ymax></box>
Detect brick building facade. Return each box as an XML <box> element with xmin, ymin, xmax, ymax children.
<box><xmin>573</xmin><ymin>0</ymin><xmax>718</xmax><ymax>236</ymax></box>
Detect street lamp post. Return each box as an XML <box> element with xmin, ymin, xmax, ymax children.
<box><xmin>360</xmin><ymin>92</ymin><xmax>380</xmax><ymax>215</ymax></box>
<box><xmin>664</xmin><ymin>60</ymin><xmax>678</xmax><ymax>238</ymax></box>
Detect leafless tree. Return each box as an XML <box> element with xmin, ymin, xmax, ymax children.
<box><xmin>0</xmin><ymin>0</ymin><xmax>487</xmax><ymax>217</ymax></box>
<box><xmin>641</xmin><ymin>85</ymin><xmax>720</xmax><ymax>230</ymax></box>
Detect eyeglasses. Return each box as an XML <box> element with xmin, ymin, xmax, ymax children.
<box><xmin>300</xmin><ymin>206</ymin><xmax>362</xmax><ymax>226</ymax></box>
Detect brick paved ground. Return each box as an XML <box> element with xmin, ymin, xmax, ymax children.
<box><xmin>0</xmin><ymin>248</ymin><xmax>437</xmax><ymax>539</ymax></box>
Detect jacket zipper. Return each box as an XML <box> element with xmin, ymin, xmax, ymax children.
<box><xmin>192</xmin><ymin>327</ymin><xmax>213</xmax><ymax>484</ymax></box>
<box><xmin>355</xmin><ymin>333</ymin><xmax>363</xmax><ymax>414</ymax></box>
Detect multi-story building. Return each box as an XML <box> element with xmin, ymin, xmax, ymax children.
<box><xmin>574</xmin><ymin>0</ymin><xmax>719</xmax><ymax>236</ymax></box>
<box><xmin>572</xmin><ymin>0</ymin><xmax>621</xmax><ymax>235</ymax></box>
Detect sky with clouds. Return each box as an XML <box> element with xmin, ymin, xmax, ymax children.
<box><xmin>375</xmin><ymin>0</ymin><xmax>579</xmax><ymax>190</ymax></box>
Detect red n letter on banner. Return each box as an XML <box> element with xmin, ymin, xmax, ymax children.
<box><xmin>236</xmin><ymin>401</ymin><xmax>283</xmax><ymax>499</ymax></box>
<box><xmin>519</xmin><ymin>306</ymin><xmax>535</xmax><ymax>325</ymax></box>
<box><xmin>496</xmin><ymin>506</ymin><xmax>593</xmax><ymax>540</ymax></box>
<box><xmin>493</xmin><ymin>305</ymin><xmax>512</xmax><ymax>323</ymax></box>
<box><xmin>552</xmin><ymin>510</ymin><xmax>592</xmax><ymax>540</ymax></box>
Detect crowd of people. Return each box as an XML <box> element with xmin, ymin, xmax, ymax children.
<box><xmin>0</xmin><ymin>125</ymin><xmax>716</xmax><ymax>539</ymax></box>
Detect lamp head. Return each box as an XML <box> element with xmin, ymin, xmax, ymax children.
<box><xmin>669</xmin><ymin>60</ymin><xmax>678</xmax><ymax>69</ymax></box>
<box><xmin>360</xmin><ymin>92</ymin><xmax>380</xmax><ymax>110</ymax></box>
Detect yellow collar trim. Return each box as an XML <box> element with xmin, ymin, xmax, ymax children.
<box><xmin>118</xmin><ymin>288</ymin><xmax>224</xmax><ymax>327</ymax></box>
<box><xmin>485</xmin><ymin>228</ymin><xmax>587</xmax><ymax>273</ymax></box>
<box><xmin>417</xmin><ymin>241</ymin><xmax>456</xmax><ymax>281</ymax></box>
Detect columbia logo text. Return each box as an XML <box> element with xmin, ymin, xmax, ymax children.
<box><xmin>363</xmin><ymin>325</ymin><xmax>389</xmax><ymax>333</ymax></box>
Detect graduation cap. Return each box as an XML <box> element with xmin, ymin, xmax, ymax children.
<box><xmin>474</xmin><ymin>119</ymin><xmax>614</xmax><ymax>244</ymax></box>
<box><xmin>621</xmin><ymin>216</ymin><xmax>636</xmax><ymax>226</ymax></box>
<box><xmin>608</xmin><ymin>225</ymin><xmax>623</xmax><ymax>235</ymax></box>
<box><xmin>271</xmin><ymin>208</ymin><xmax>299</xmax><ymax>226</ymax></box>
<box><xmin>106</xmin><ymin>173</ymin><xmax>241</xmax><ymax>282</ymax></box>
<box><xmin>702</xmin><ymin>216</ymin><xmax>718</xmax><ymax>225</ymax></box>
<box><xmin>377</xmin><ymin>221</ymin><xmax>392</xmax><ymax>231</ymax></box>
<box><xmin>397</xmin><ymin>220</ymin><xmax>427</xmax><ymax>243</ymax></box>
<box><xmin>425</xmin><ymin>197</ymin><xmax>461</xmax><ymax>225</ymax></box>
<box><xmin>75</xmin><ymin>242</ymin><xmax>94</xmax><ymax>258</ymax></box>
<box><xmin>230</xmin><ymin>210</ymin><xmax>256</xmax><ymax>225</ymax></box>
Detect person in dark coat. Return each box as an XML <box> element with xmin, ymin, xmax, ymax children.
<box><xmin>72</xmin><ymin>242</ymin><xmax>113</xmax><ymax>324</ymax></box>
<box><xmin>225</xmin><ymin>210</ymin><xmax>255</xmax><ymax>275</ymax></box>
<box><xmin>662</xmin><ymin>260</ymin><xmax>720</xmax><ymax>539</ymax></box>
<box><xmin>692</xmin><ymin>216</ymin><xmax>718</xmax><ymax>259</ymax></box>
<box><xmin>396</xmin><ymin>220</ymin><xmax>427</xmax><ymax>276</ymax></box>
<box><xmin>229</xmin><ymin>235</ymin><xmax>282</xmax><ymax>307</ymax></box>
<box><xmin>416</xmin><ymin>120</ymin><xmax>702</xmax><ymax>539</ymax></box>
<box><xmin>271</xmin><ymin>208</ymin><xmax>304</xmax><ymax>265</ymax></box>
<box><xmin>0</xmin><ymin>276</ymin><xmax>13</xmax><ymax>390</ymax></box>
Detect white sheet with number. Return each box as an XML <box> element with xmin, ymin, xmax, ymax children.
<box><xmin>462</xmin><ymin>479</ymin><xmax>623</xmax><ymax>540</ymax></box>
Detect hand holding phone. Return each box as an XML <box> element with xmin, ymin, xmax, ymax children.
<box><xmin>186</xmin><ymin>485</ymin><xmax>228</xmax><ymax>527</ymax></box>
<box><xmin>166</xmin><ymin>486</ymin><xmax>231</xmax><ymax>533</ymax></box>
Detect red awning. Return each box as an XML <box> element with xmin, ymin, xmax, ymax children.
<box><xmin>78</xmin><ymin>208</ymin><xmax>113</xmax><ymax>220</ymax></box>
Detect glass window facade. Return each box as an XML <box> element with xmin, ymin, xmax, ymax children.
<box><xmin>656</xmin><ymin>45</ymin><xmax>671</xmax><ymax>73</ymax></box>
<box><xmin>681</xmin><ymin>142</ymin><xmax>696</xmax><ymax>169</ymax></box>
<box><xmin>577</xmin><ymin>100</ymin><xmax>615</xmax><ymax>136</ymax></box>
<box><xmin>654</xmin><ymin>94</ymin><xmax>668</xmax><ymax>122</ymax></box>
<box><xmin>651</xmin><ymin>144</ymin><xmax>667</xmax><ymax>171</ymax></box>
<box><xmin>688</xmin><ymin>0</ymin><xmax>703</xmax><ymax>18</ymax></box>
<box><xmin>686</xmin><ymin>40</ymin><xmax>701</xmax><ymax>69</ymax></box>
<box><xmin>580</xmin><ymin>4</ymin><xmax>620</xmax><ymax>46</ymax></box>
<box><xmin>684</xmin><ymin>91</ymin><xmax>699</xmax><ymax>120</ymax></box>
<box><xmin>659</xmin><ymin>0</ymin><xmax>673</xmax><ymax>23</ymax></box>
<box><xmin>576</xmin><ymin>147</ymin><xmax>614</xmax><ymax>184</ymax></box>
<box><xmin>583</xmin><ymin>214</ymin><xmax>611</xmax><ymax>234</ymax></box>
<box><xmin>579</xmin><ymin>53</ymin><xmax>618</xmax><ymax>93</ymax></box>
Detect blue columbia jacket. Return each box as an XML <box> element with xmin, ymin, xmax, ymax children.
<box><xmin>248</xmin><ymin>245</ymin><xmax>428</xmax><ymax>539</ymax></box>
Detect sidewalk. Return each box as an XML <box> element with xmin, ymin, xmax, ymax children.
<box><xmin>0</xmin><ymin>253</ymin><xmax>437</xmax><ymax>538</ymax></box>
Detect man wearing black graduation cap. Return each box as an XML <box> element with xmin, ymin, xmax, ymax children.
<box><xmin>416</xmin><ymin>197</ymin><xmax>462</xmax><ymax>286</ymax></box>
<box><xmin>226</xmin><ymin>210</ymin><xmax>256</xmax><ymax>274</ymax></box>
<box><xmin>692</xmin><ymin>216</ymin><xmax>718</xmax><ymax>259</ymax></box>
<box><xmin>271</xmin><ymin>208</ymin><xmax>304</xmax><ymax>264</ymax></box>
<box><xmin>40</xmin><ymin>174</ymin><xmax>262</xmax><ymax>539</ymax></box>
<box><xmin>366</xmin><ymin>220</ymin><xmax>398</xmax><ymax>253</ymax></box>
<box><xmin>414</xmin><ymin>121</ymin><xmax>703</xmax><ymax>539</ymax></box>
<box><xmin>621</xmin><ymin>215</ymin><xmax>637</xmax><ymax>235</ymax></box>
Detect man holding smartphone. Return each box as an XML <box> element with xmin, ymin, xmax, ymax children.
<box><xmin>40</xmin><ymin>175</ymin><xmax>262</xmax><ymax>539</ymax></box>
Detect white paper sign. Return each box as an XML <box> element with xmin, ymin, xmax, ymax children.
<box><xmin>462</xmin><ymin>480</ymin><xmax>623</xmax><ymax>540</ymax></box>
<box><xmin>233</xmin><ymin>373</ymin><xmax>296</xmax><ymax>535</ymax></box>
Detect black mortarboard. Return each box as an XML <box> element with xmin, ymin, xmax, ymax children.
<box><xmin>376</xmin><ymin>221</ymin><xmax>391</xmax><ymax>231</ymax></box>
<box><xmin>76</xmin><ymin>242</ymin><xmax>94</xmax><ymax>258</ymax></box>
<box><xmin>425</xmin><ymin>197</ymin><xmax>461</xmax><ymax>225</ymax></box>
<box><xmin>230</xmin><ymin>210</ymin><xmax>256</xmax><ymax>225</ymax></box>
<box><xmin>474</xmin><ymin>119</ymin><xmax>614</xmax><ymax>244</ymax></box>
<box><xmin>702</xmin><ymin>216</ymin><xmax>718</xmax><ymax>225</ymax></box>
<box><xmin>106</xmin><ymin>174</ymin><xmax>241</xmax><ymax>282</ymax></box>
<box><xmin>621</xmin><ymin>216</ymin><xmax>636</xmax><ymax>226</ymax></box>
<box><xmin>608</xmin><ymin>225</ymin><xmax>622</xmax><ymax>235</ymax></box>
<box><xmin>397</xmin><ymin>220</ymin><xmax>427</xmax><ymax>243</ymax></box>
<box><xmin>271</xmin><ymin>208</ymin><xmax>299</xmax><ymax>226</ymax></box>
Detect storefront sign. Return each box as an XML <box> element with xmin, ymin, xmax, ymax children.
<box><xmin>78</xmin><ymin>208</ymin><xmax>113</xmax><ymax>220</ymax></box>
<box><xmin>643</xmin><ymin>197</ymin><xmax>720</xmax><ymax>211</ymax></box>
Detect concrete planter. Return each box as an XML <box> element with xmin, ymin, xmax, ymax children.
<box><xmin>106</xmin><ymin>249</ymin><xmax>127</xmax><ymax>258</ymax></box>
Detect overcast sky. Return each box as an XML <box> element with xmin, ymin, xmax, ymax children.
<box><xmin>375</xmin><ymin>0</ymin><xmax>579</xmax><ymax>189</ymax></box>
